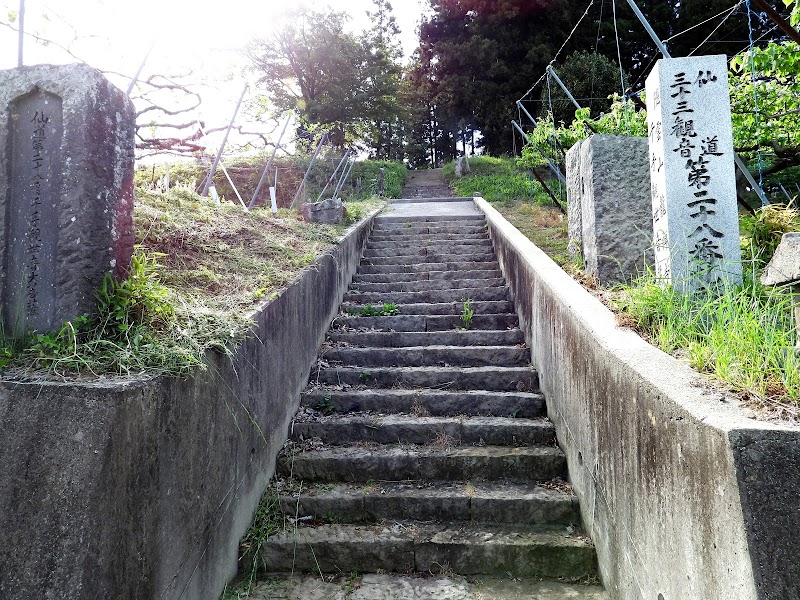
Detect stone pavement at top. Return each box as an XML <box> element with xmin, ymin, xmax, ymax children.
<box><xmin>243</xmin><ymin>169</ymin><xmax>607</xmax><ymax>599</ymax></box>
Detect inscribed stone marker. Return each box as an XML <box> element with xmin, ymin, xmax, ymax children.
<box><xmin>0</xmin><ymin>64</ymin><xmax>136</xmax><ymax>336</ymax></box>
<box><xmin>645</xmin><ymin>55</ymin><xmax>742</xmax><ymax>292</ymax></box>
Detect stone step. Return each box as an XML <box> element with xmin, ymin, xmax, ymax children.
<box><xmin>357</xmin><ymin>261</ymin><xmax>500</xmax><ymax>275</ymax></box>
<box><xmin>324</xmin><ymin>345</ymin><xmax>529</xmax><ymax>368</ymax></box>
<box><xmin>277</xmin><ymin>481</ymin><xmax>578</xmax><ymax>526</ymax></box>
<box><xmin>278</xmin><ymin>445</ymin><xmax>565</xmax><ymax>482</ymax></box>
<box><xmin>344</xmin><ymin>286</ymin><xmax>508</xmax><ymax>305</ymax></box>
<box><xmin>246</xmin><ymin>574</ymin><xmax>609</xmax><ymax>600</ymax></box>
<box><xmin>361</xmin><ymin>252</ymin><xmax>496</xmax><ymax>266</ymax></box>
<box><xmin>392</xmin><ymin>196</ymin><xmax>474</xmax><ymax>203</ymax></box>
<box><xmin>374</xmin><ymin>215</ymin><xmax>485</xmax><ymax>225</ymax></box>
<box><xmin>291</xmin><ymin>414</ymin><xmax>554</xmax><ymax>446</ymax></box>
<box><xmin>366</xmin><ymin>238</ymin><xmax>491</xmax><ymax>251</ymax></box>
<box><xmin>364</xmin><ymin>242</ymin><xmax>493</xmax><ymax>258</ymax></box>
<box><xmin>301</xmin><ymin>389</ymin><xmax>546</xmax><ymax>418</ymax></box>
<box><xmin>370</xmin><ymin>225</ymin><xmax>488</xmax><ymax>238</ymax></box>
<box><xmin>314</xmin><ymin>365</ymin><xmax>537</xmax><ymax>391</ymax></box>
<box><xmin>352</xmin><ymin>269</ymin><xmax>502</xmax><ymax>283</ymax></box>
<box><xmin>261</xmin><ymin>522</ymin><xmax>597</xmax><ymax>580</ymax></box>
<box><xmin>333</xmin><ymin>313</ymin><xmax>519</xmax><ymax>332</ymax></box>
<box><xmin>368</xmin><ymin>232</ymin><xmax>489</xmax><ymax>243</ymax></box>
<box><xmin>348</xmin><ymin>278</ymin><xmax>506</xmax><ymax>294</ymax></box>
<box><xmin>328</xmin><ymin>329</ymin><xmax>525</xmax><ymax>348</ymax></box>
<box><xmin>339</xmin><ymin>300</ymin><xmax>514</xmax><ymax>317</ymax></box>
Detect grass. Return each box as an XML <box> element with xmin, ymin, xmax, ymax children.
<box><xmin>492</xmin><ymin>200</ymin><xmax>572</xmax><ymax>268</ymax></box>
<box><xmin>442</xmin><ymin>156</ymin><xmax>556</xmax><ymax>203</ymax></box>
<box><xmin>220</xmin><ymin>481</ymin><xmax>286</xmax><ymax>600</ymax></box>
<box><xmin>612</xmin><ymin>263</ymin><xmax>800</xmax><ymax>406</ymax></box>
<box><xmin>0</xmin><ymin>186</ymin><xmax>382</xmax><ymax>379</ymax></box>
<box><xmin>460</xmin><ymin>158</ymin><xmax>799</xmax><ymax>409</ymax></box>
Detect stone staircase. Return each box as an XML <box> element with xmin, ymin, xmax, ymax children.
<box><xmin>254</xmin><ymin>213</ymin><xmax>607</xmax><ymax>598</ymax></box>
<box><xmin>401</xmin><ymin>168</ymin><xmax>454</xmax><ymax>198</ymax></box>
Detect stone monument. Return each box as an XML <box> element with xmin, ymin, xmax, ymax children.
<box><xmin>0</xmin><ymin>64</ymin><xmax>136</xmax><ymax>336</ymax></box>
<box><xmin>565</xmin><ymin>135</ymin><xmax>653</xmax><ymax>285</ymax></box>
<box><xmin>566</xmin><ymin>140</ymin><xmax>585</xmax><ymax>258</ymax></box>
<box><xmin>645</xmin><ymin>55</ymin><xmax>742</xmax><ymax>292</ymax></box>
<box><xmin>760</xmin><ymin>232</ymin><xmax>800</xmax><ymax>349</ymax></box>
<box><xmin>301</xmin><ymin>197</ymin><xmax>345</xmax><ymax>224</ymax></box>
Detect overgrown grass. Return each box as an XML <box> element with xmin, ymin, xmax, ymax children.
<box><xmin>442</xmin><ymin>156</ymin><xmax>555</xmax><ymax>203</ymax></box>
<box><xmin>612</xmin><ymin>265</ymin><xmax>800</xmax><ymax>406</ymax></box>
<box><xmin>492</xmin><ymin>200</ymin><xmax>572</xmax><ymax>267</ymax></box>
<box><xmin>0</xmin><ymin>187</ymin><xmax>382</xmax><ymax>379</ymax></box>
<box><xmin>137</xmin><ymin>157</ymin><xmax>407</xmax><ymax>207</ymax></box>
<box><xmin>220</xmin><ymin>482</ymin><xmax>285</xmax><ymax>599</ymax></box>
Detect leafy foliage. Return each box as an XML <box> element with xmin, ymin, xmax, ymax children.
<box><xmin>540</xmin><ymin>51</ymin><xmax>628</xmax><ymax>125</ymax></box>
<box><xmin>613</xmin><ymin>268</ymin><xmax>800</xmax><ymax>405</ymax></box>
<box><xmin>247</xmin><ymin>5</ymin><xmax>405</xmax><ymax>152</ymax></box>
<box><xmin>730</xmin><ymin>39</ymin><xmax>800</xmax><ymax>182</ymax></box>
<box><xmin>517</xmin><ymin>96</ymin><xmax>646</xmax><ymax>170</ymax></box>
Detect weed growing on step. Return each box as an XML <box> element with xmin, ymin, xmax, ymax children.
<box><xmin>460</xmin><ymin>299</ymin><xmax>475</xmax><ymax>330</ymax></box>
<box><xmin>358</xmin><ymin>303</ymin><xmax>400</xmax><ymax>317</ymax></box>
<box><xmin>344</xmin><ymin>572</ymin><xmax>362</xmax><ymax>594</ymax></box>
<box><xmin>220</xmin><ymin>483</ymin><xmax>284</xmax><ymax>599</ymax></box>
<box><xmin>612</xmin><ymin>262</ymin><xmax>800</xmax><ymax>407</ymax></box>
<box><xmin>314</xmin><ymin>396</ymin><xmax>336</xmax><ymax>414</ymax></box>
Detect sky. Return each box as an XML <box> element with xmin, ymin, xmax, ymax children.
<box><xmin>0</xmin><ymin>0</ymin><xmax>429</xmax><ymax>156</ymax></box>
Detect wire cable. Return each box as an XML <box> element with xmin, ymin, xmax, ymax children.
<box><xmin>665</xmin><ymin>1</ymin><xmax>744</xmax><ymax>43</ymax></box>
<box><xmin>688</xmin><ymin>2</ymin><xmax>745</xmax><ymax>55</ymax></box>
<box><xmin>611</xmin><ymin>0</ymin><xmax>626</xmax><ymax>96</ymax></box>
<box><xmin>518</xmin><ymin>0</ymin><xmax>595</xmax><ymax>102</ymax></box>
<box><xmin>745</xmin><ymin>0</ymin><xmax>766</xmax><ymax>198</ymax></box>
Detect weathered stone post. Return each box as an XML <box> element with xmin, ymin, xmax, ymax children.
<box><xmin>0</xmin><ymin>64</ymin><xmax>135</xmax><ymax>336</ymax></box>
<box><xmin>565</xmin><ymin>134</ymin><xmax>653</xmax><ymax>285</ymax></box>
<box><xmin>645</xmin><ymin>55</ymin><xmax>742</xmax><ymax>292</ymax></box>
<box><xmin>761</xmin><ymin>232</ymin><xmax>800</xmax><ymax>349</ymax></box>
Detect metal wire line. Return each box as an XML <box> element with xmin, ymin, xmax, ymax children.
<box><xmin>517</xmin><ymin>0</ymin><xmax>596</xmax><ymax>102</ymax></box>
<box><xmin>688</xmin><ymin>1</ymin><xmax>747</xmax><ymax>55</ymax></box>
<box><xmin>664</xmin><ymin>0</ymin><xmax>745</xmax><ymax>43</ymax></box>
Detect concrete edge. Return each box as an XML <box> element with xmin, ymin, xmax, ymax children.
<box><xmin>0</xmin><ymin>208</ymin><xmax>379</xmax><ymax>600</ymax></box>
<box><xmin>473</xmin><ymin>196</ymin><xmax>800</xmax><ymax>600</ymax></box>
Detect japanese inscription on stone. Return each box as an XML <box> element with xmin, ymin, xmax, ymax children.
<box><xmin>645</xmin><ymin>55</ymin><xmax>742</xmax><ymax>292</ymax></box>
<box><xmin>6</xmin><ymin>90</ymin><xmax>63</xmax><ymax>333</ymax></box>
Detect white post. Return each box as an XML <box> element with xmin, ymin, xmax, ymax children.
<box><xmin>269</xmin><ymin>187</ymin><xmax>278</xmax><ymax>216</ymax></box>
<box><xmin>646</xmin><ymin>55</ymin><xmax>742</xmax><ymax>292</ymax></box>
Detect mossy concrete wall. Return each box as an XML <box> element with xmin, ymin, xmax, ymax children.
<box><xmin>477</xmin><ymin>197</ymin><xmax>800</xmax><ymax>600</ymax></box>
<box><xmin>0</xmin><ymin>213</ymin><xmax>375</xmax><ymax>600</ymax></box>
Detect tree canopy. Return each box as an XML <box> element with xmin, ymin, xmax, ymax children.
<box><xmin>246</xmin><ymin>4</ymin><xmax>404</xmax><ymax>151</ymax></box>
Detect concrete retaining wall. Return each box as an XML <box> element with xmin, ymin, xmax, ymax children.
<box><xmin>0</xmin><ymin>212</ymin><xmax>376</xmax><ymax>600</ymax></box>
<box><xmin>476</xmin><ymin>197</ymin><xmax>800</xmax><ymax>600</ymax></box>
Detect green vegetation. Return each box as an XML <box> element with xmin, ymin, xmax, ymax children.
<box><xmin>613</xmin><ymin>203</ymin><xmax>800</xmax><ymax>407</ymax></box>
<box><xmin>220</xmin><ymin>483</ymin><xmax>285</xmax><ymax>599</ymax></box>
<box><xmin>0</xmin><ymin>187</ymin><xmax>381</xmax><ymax>379</ymax></box>
<box><xmin>357</xmin><ymin>303</ymin><xmax>399</xmax><ymax>317</ymax></box>
<box><xmin>613</xmin><ymin>267</ymin><xmax>800</xmax><ymax>406</ymax></box>
<box><xmin>442</xmin><ymin>156</ymin><xmax>552</xmax><ymax>203</ymax></box>
<box><xmin>460</xmin><ymin>299</ymin><xmax>475</xmax><ymax>330</ymax></box>
<box><xmin>494</xmin><ymin>201</ymin><xmax>572</xmax><ymax>269</ymax></box>
<box><xmin>136</xmin><ymin>157</ymin><xmax>407</xmax><ymax>207</ymax></box>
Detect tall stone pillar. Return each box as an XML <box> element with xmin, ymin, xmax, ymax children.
<box><xmin>0</xmin><ymin>64</ymin><xmax>136</xmax><ymax>335</ymax></box>
<box><xmin>645</xmin><ymin>55</ymin><xmax>742</xmax><ymax>292</ymax></box>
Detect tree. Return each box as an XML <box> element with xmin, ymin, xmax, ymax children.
<box><xmin>540</xmin><ymin>50</ymin><xmax>628</xmax><ymax>125</ymax></box>
<box><xmin>247</xmin><ymin>6</ymin><xmax>404</xmax><ymax>152</ymax></box>
<box><xmin>365</xmin><ymin>0</ymin><xmax>408</xmax><ymax>160</ymax></box>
